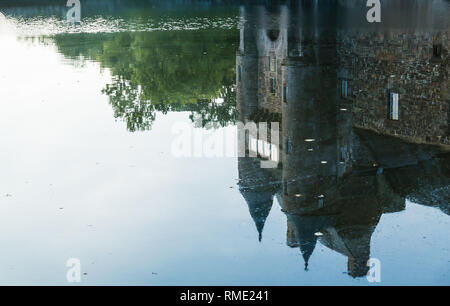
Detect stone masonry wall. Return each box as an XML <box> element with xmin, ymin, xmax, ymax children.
<box><xmin>338</xmin><ymin>31</ymin><xmax>450</xmax><ymax>146</ymax></box>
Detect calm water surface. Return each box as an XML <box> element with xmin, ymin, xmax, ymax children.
<box><xmin>0</xmin><ymin>1</ymin><xmax>449</xmax><ymax>285</ymax></box>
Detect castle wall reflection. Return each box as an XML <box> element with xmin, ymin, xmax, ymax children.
<box><xmin>236</xmin><ymin>2</ymin><xmax>449</xmax><ymax>278</ymax></box>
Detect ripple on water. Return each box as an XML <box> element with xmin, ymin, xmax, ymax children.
<box><xmin>3</xmin><ymin>15</ymin><xmax>239</xmax><ymax>37</ymax></box>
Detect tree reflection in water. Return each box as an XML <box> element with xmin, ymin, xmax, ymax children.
<box><xmin>52</xmin><ymin>29</ymin><xmax>238</xmax><ymax>131</ymax></box>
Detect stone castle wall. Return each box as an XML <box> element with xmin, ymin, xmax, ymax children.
<box><xmin>339</xmin><ymin>31</ymin><xmax>450</xmax><ymax>146</ymax></box>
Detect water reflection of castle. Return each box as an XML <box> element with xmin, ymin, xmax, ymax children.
<box><xmin>236</xmin><ymin>2</ymin><xmax>449</xmax><ymax>277</ymax></box>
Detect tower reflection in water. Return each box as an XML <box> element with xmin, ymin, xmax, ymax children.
<box><xmin>236</xmin><ymin>1</ymin><xmax>449</xmax><ymax>278</ymax></box>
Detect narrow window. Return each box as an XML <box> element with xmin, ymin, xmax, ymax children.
<box><xmin>245</xmin><ymin>129</ymin><xmax>249</xmax><ymax>147</ymax></box>
<box><xmin>341</xmin><ymin>79</ymin><xmax>349</xmax><ymax>98</ymax></box>
<box><xmin>246</xmin><ymin>130</ymin><xmax>252</xmax><ymax>153</ymax></box>
<box><xmin>283</xmin><ymin>181</ymin><xmax>288</xmax><ymax>196</ymax></box>
<box><xmin>270</xmin><ymin>78</ymin><xmax>276</xmax><ymax>93</ymax></box>
<box><xmin>238</xmin><ymin>65</ymin><xmax>242</xmax><ymax>82</ymax></box>
<box><xmin>286</xmin><ymin>139</ymin><xmax>292</xmax><ymax>154</ymax></box>
<box><xmin>283</xmin><ymin>86</ymin><xmax>288</xmax><ymax>103</ymax></box>
<box><xmin>270</xmin><ymin>56</ymin><xmax>276</xmax><ymax>72</ymax></box>
<box><xmin>433</xmin><ymin>44</ymin><xmax>442</xmax><ymax>57</ymax></box>
<box><xmin>389</xmin><ymin>92</ymin><xmax>399</xmax><ymax>120</ymax></box>
<box><xmin>318</xmin><ymin>198</ymin><xmax>324</xmax><ymax>209</ymax></box>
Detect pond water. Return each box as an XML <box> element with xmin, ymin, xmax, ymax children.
<box><xmin>0</xmin><ymin>0</ymin><xmax>449</xmax><ymax>285</ymax></box>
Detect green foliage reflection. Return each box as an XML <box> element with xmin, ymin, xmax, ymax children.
<box><xmin>53</xmin><ymin>29</ymin><xmax>238</xmax><ymax>131</ymax></box>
